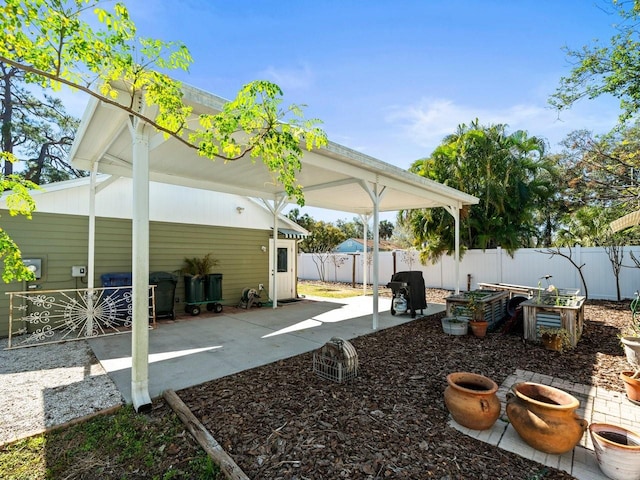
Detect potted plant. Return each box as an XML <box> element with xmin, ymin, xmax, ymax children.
<box><xmin>182</xmin><ymin>253</ymin><xmax>219</xmax><ymax>308</ymax></box>
<box><xmin>538</xmin><ymin>326</ymin><xmax>572</xmax><ymax>352</ymax></box>
<box><xmin>620</xmin><ymin>327</ymin><xmax>640</xmax><ymax>405</ymax></box>
<box><xmin>182</xmin><ymin>253</ymin><xmax>219</xmax><ymax>278</ymax></box>
<box><xmin>467</xmin><ymin>291</ymin><xmax>488</xmax><ymax>337</ymax></box>
<box><xmin>441</xmin><ymin>308</ymin><xmax>469</xmax><ymax>336</ymax></box>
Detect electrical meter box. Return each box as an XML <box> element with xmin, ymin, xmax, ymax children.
<box><xmin>23</xmin><ymin>258</ymin><xmax>42</xmax><ymax>279</ymax></box>
<box><xmin>71</xmin><ymin>266</ymin><xmax>87</xmax><ymax>277</ymax></box>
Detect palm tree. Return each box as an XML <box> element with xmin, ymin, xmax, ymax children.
<box><xmin>400</xmin><ymin>121</ymin><xmax>558</xmax><ymax>261</ymax></box>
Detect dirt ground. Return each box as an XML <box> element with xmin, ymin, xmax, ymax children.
<box><xmin>173</xmin><ymin>286</ymin><xmax>634</xmax><ymax>479</ymax></box>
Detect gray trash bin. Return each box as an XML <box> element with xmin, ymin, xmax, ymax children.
<box><xmin>150</xmin><ymin>272</ymin><xmax>177</xmax><ymax>320</ymax></box>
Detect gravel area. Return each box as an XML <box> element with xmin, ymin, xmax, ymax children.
<box><xmin>0</xmin><ymin>337</ymin><xmax>123</xmax><ymax>445</ymax></box>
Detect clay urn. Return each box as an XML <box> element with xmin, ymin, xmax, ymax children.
<box><xmin>506</xmin><ymin>382</ymin><xmax>588</xmax><ymax>454</ymax></box>
<box><xmin>444</xmin><ymin>372</ymin><xmax>501</xmax><ymax>430</ymax></box>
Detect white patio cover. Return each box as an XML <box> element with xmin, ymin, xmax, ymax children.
<box><xmin>69</xmin><ymin>81</ymin><xmax>479</xmax><ymax>410</ymax></box>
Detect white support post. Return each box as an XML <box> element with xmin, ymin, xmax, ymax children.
<box><xmin>130</xmin><ymin>121</ymin><xmax>152</xmax><ymax>413</ymax></box>
<box><xmin>85</xmin><ymin>165</ymin><xmax>98</xmax><ymax>336</ymax></box>
<box><xmin>262</xmin><ymin>196</ymin><xmax>288</xmax><ymax>309</ymax></box>
<box><xmin>359</xmin><ymin>214</ymin><xmax>371</xmax><ymax>296</ymax></box>
<box><xmin>445</xmin><ymin>204</ymin><xmax>461</xmax><ymax>294</ymax></box>
<box><xmin>360</xmin><ymin>179</ymin><xmax>386</xmax><ymax>330</ymax></box>
<box><xmin>372</xmin><ymin>187</ymin><xmax>380</xmax><ymax>329</ymax></box>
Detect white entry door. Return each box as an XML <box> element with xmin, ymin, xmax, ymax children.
<box><xmin>269</xmin><ymin>239</ymin><xmax>296</xmax><ymax>300</ymax></box>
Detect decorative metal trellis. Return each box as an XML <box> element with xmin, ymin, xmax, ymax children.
<box><xmin>6</xmin><ymin>285</ymin><xmax>156</xmax><ymax>349</ymax></box>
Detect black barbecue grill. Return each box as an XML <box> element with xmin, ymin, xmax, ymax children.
<box><xmin>387</xmin><ymin>271</ymin><xmax>427</xmax><ymax>318</ymax></box>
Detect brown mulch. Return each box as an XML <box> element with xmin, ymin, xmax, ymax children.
<box><xmin>174</xmin><ymin>289</ymin><xmax>635</xmax><ymax>480</ymax></box>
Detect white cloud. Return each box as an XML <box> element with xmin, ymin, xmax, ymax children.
<box><xmin>386</xmin><ymin>96</ymin><xmax>621</xmax><ymax>154</ymax></box>
<box><xmin>258</xmin><ymin>63</ymin><xmax>314</xmax><ymax>91</ymax></box>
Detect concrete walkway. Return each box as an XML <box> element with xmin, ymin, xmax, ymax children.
<box><xmin>88</xmin><ymin>295</ymin><xmax>444</xmax><ymax>402</ymax></box>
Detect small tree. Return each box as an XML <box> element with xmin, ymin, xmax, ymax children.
<box><xmin>399</xmin><ymin>248</ymin><xmax>418</xmax><ymax>271</ymax></box>
<box><xmin>537</xmin><ymin>247</ymin><xmax>589</xmax><ymax>300</ymax></box>
<box><xmin>604</xmin><ymin>242</ymin><xmax>624</xmax><ymax>301</ymax></box>
<box><xmin>302</xmin><ymin>221</ymin><xmax>345</xmax><ymax>281</ymax></box>
<box><xmin>329</xmin><ymin>254</ymin><xmax>348</xmax><ymax>282</ymax></box>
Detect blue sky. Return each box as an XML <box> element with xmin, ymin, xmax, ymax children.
<box><xmin>66</xmin><ymin>1</ymin><xmax>625</xmax><ymax>221</ymax></box>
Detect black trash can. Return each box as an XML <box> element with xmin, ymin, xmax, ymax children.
<box><xmin>205</xmin><ymin>273</ymin><xmax>223</xmax><ymax>301</ymax></box>
<box><xmin>149</xmin><ymin>271</ymin><xmax>177</xmax><ymax>320</ymax></box>
<box><xmin>100</xmin><ymin>272</ymin><xmax>133</xmax><ymax>320</ymax></box>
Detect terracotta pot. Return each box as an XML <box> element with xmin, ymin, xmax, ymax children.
<box><xmin>444</xmin><ymin>372</ymin><xmax>500</xmax><ymax>430</ymax></box>
<box><xmin>506</xmin><ymin>382</ymin><xmax>588</xmax><ymax>454</ymax></box>
<box><xmin>621</xmin><ymin>337</ymin><xmax>640</xmax><ymax>369</ymax></box>
<box><xmin>590</xmin><ymin>423</ymin><xmax>640</xmax><ymax>480</ymax></box>
<box><xmin>469</xmin><ymin>321</ymin><xmax>489</xmax><ymax>338</ymax></box>
<box><xmin>621</xmin><ymin>371</ymin><xmax>640</xmax><ymax>405</ymax></box>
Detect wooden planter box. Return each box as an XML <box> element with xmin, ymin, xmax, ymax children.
<box><xmin>445</xmin><ymin>290</ymin><xmax>508</xmax><ymax>327</ymax></box>
<box><xmin>521</xmin><ymin>296</ymin><xmax>586</xmax><ymax>347</ymax></box>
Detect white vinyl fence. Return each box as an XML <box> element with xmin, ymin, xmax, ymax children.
<box><xmin>298</xmin><ymin>246</ymin><xmax>640</xmax><ymax>300</ymax></box>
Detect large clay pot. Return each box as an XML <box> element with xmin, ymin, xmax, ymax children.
<box><xmin>506</xmin><ymin>382</ymin><xmax>588</xmax><ymax>454</ymax></box>
<box><xmin>444</xmin><ymin>372</ymin><xmax>500</xmax><ymax>430</ymax></box>
<box><xmin>590</xmin><ymin>423</ymin><xmax>640</xmax><ymax>480</ymax></box>
<box><xmin>621</xmin><ymin>371</ymin><xmax>640</xmax><ymax>405</ymax></box>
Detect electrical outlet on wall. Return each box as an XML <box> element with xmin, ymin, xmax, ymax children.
<box><xmin>259</xmin><ymin>284</ymin><xmax>264</xmax><ymax>290</ymax></box>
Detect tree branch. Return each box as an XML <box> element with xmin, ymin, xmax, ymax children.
<box><xmin>0</xmin><ymin>55</ymin><xmax>257</xmax><ymax>162</ymax></box>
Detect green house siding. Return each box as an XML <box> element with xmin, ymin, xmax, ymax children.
<box><xmin>0</xmin><ymin>211</ymin><xmax>270</xmax><ymax>337</ymax></box>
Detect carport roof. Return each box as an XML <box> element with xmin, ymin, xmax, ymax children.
<box><xmin>69</xmin><ymin>82</ymin><xmax>478</xmax><ymax>214</ymax></box>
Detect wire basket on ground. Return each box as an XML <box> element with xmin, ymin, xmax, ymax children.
<box><xmin>313</xmin><ymin>337</ymin><xmax>358</xmax><ymax>383</ymax></box>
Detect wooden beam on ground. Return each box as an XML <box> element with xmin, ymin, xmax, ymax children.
<box><xmin>163</xmin><ymin>389</ymin><xmax>249</xmax><ymax>480</ymax></box>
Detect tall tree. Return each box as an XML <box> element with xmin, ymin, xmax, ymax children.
<box><xmin>0</xmin><ymin>0</ymin><xmax>327</xmax><ymax>282</ymax></box>
<box><xmin>400</xmin><ymin>120</ymin><xmax>557</xmax><ymax>261</ymax></box>
<box><xmin>550</xmin><ymin>0</ymin><xmax>640</xmax><ymax>125</ymax></box>
<box><xmin>336</xmin><ymin>217</ymin><xmax>365</xmax><ymax>240</ymax></box>
<box><xmin>1</xmin><ymin>62</ymin><xmax>83</xmax><ymax>183</ymax></box>
<box><xmin>551</xmin><ymin>124</ymin><xmax>640</xmax><ymax>246</ymax></box>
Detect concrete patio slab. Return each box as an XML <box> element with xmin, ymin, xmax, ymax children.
<box><xmin>88</xmin><ymin>296</ymin><xmax>445</xmax><ymax>402</ymax></box>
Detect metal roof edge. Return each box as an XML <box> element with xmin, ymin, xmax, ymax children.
<box><xmin>319</xmin><ymin>141</ymin><xmax>479</xmax><ymax>206</ymax></box>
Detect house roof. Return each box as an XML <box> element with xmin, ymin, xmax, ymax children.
<box><xmin>336</xmin><ymin>238</ymin><xmax>402</xmax><ymax>251</ymax></box>
<box><xmin>69</xmin><ymin>81</ymin><xmax>478</xmax><ymax>215</ymax></box>
<box><xmin>0</xmin><ymin>175</ymin><xmax>307</xmax><ymax>235</ymax></box>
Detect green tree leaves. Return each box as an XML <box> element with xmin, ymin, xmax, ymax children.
<box><xmin>550</xmin><ymin>0</ymin><xmax>640</xmax><ymax>124</ymax></box>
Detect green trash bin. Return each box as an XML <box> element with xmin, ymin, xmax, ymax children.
<box><xmin>184</xmin><ymin>275</ymin><xmax>206</xmax><ymax>303</ymax></box>
<box><xmin>205</xmin><ymin>273</ymin><xmax>223</xmax><ymax>301</ymax></box>
<box><xmin>149</xmin><ymin>272</ymin><xmax>177</xmax><ymax>320</ymax></box>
